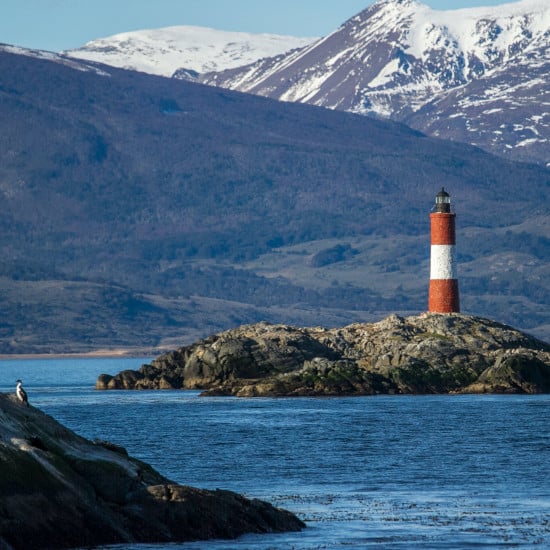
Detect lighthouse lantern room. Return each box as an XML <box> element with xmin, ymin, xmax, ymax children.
<box><xmin>428</xmin><ymin>188</ymin><xmax>460</xmax><ymax>313</ymax></box>
<box><xmin>434</xmin><ymin>188</ymin><xmax>451</xmax><ymax>213</ymax></box>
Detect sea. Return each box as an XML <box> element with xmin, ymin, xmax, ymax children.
<box><xmin>1</xmin><ymin>357</ymin><xmax>549</xmax><ymax>549</ymax></box>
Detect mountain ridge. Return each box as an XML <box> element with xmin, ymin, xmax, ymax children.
<box><xmin>57</xmin><ymin>0</ymin><xmax>549</xmax><ymax>164</ymax></box>
<box><xmin>200</xmin><ymin>0</ymin><xmax>549</xmax><ymax>165</ymax></box>
<box><xmin>64</xmin><ymin>26</ymin><xmax>315</xmax><ymax>77</ymax></box>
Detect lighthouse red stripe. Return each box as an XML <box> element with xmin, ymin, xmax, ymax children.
<box><xmin>430</xmin><ymin>213</ymin><xmax>456</xmax><ymax>245</ymax></box>
<box><xmin>428</xmin><ymin>279</ymin><xmax>460</xmax><ymax>313</ymax></box>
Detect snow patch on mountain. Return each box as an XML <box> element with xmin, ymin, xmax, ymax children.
<box><xmin>343</xmin><ymin>0</ymin><xmax>549</xmax><ymax>117</ymax></box>
<box><xmin>408</xmin><ymin>0</ymin><xmax>547</xmax><ymax>71</ymax></box>
<box><xmin>64</xmin><ymin>26</ymin><xmax>315</xmax><ymax>77</ymax></box>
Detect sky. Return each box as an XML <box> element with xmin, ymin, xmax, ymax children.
<box><xmin>1</xmin><ymin>0</ymin><xmax>524</xmax><ymax>52</ymax></box>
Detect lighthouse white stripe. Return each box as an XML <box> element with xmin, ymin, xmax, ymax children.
<box><xmin>430</xmin><ymin>244</ymin><xmax>457</xmax><ymax>280</ymax></box>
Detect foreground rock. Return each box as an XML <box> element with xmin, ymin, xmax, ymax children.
<box><xmin>97</xmin><ymin>314</ymin><xmax>550</xmax><ymax>396</ymax></box>
<box><xmin>0</xmin><ymin>395</ymin><xmax>304</xmax><ymax>549</ymax></box>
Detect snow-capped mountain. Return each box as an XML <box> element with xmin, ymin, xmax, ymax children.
<box><xmin>64</xmin><ymin>26</ymin><xmax>315</xmax><ymax>78</ymax></box>
<box><xmin>201</xmin><ymin>0</ymin><xmax>549</xmax><ymax>165</ymax></box>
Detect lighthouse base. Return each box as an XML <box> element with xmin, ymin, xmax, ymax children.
<box><xmin>429</xmin><ymin>279</ymin><xmax>460</xmax><ymax>313</ymax></box>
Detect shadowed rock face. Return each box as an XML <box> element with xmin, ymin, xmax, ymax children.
<box><xmin>0</xmin><ymin>394</ymin><xmax>304</xmax><ymax>549</ymax></box>
<box><xmin>97</xmin><ymin>314</ymin><xmax>550</xmax><ymax>396</ymax></box>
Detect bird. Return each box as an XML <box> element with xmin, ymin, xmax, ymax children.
<box><xmin>16</xmin><ymin>379</ymin><xmax>29</xmax><ymax>406</ymax></box>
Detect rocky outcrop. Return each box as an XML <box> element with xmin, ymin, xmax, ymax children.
<box><xmin>96</xmin><ymin>314</ymin><xmax>550</xmax><ymax>396</ymax></box>
<box><xmin>0</xmin><ymin>394</ymin><xmax>304</xmax><ymax>549</ymax></box>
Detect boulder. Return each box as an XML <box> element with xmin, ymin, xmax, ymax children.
<box><xmin>461</xmin><ymin>352</ymin><xmax>550</xmax><ymax>393</ymax></box>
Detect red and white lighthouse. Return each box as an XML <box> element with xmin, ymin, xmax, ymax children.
<box><xmin>428</xmin><ymin>188</ymin><xmax>460</xmax><ymax>313</ymax></box>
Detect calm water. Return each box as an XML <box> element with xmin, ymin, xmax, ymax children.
<box><xmin>1</xmin><ymin>358</ymin><xmax>549</xmax><ymax>549</ymax></box>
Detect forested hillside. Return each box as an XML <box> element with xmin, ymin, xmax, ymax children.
<box><xmin>0</xmin><ymin>48</ymin><xmax>548</xmax><ymax>352</ymax></box>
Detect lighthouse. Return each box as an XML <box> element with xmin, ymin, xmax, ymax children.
<box><xmin>428</xmin><ymin>188</ymin><xmax>460</xmax><ymax>313</ymax></box>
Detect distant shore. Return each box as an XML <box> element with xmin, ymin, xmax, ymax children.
<box><xmin>0</xmin><ymin>348</ymin><xmax>163</xmax><ymax>360</ymax></box>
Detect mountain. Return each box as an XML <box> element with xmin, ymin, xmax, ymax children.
<box><xmin>64</xmin><ymin>26</ymin><xmax>314</xmax><ymax>77</ymax></box>
<box><xmin>0</xmin><ymin>45</ymin><xmax>548</xmax><ymax>353</ymax></box>
<box><xmin>201</xmin><ymin>0</ymin><xmax>549</xmax><ymax>166</ymax></box>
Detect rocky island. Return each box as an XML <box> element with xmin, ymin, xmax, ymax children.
<box><xmin>0</xmin><ymin>394</ymin><xmax>304</xmax><ymax>549</ymax></box>
<box><xmin>97</xmin><ymin>314</ymin><xmax>550</xmax><ymax>396</ymax></box>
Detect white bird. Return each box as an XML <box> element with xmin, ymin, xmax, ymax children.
<box><xmin>16</xmin><ymin>379</ymin><xmax>29</xmax><ymax>406</ymax></box>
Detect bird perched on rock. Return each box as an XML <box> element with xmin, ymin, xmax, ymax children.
<box><xmin>16</xmin><ymin>379</ymin><xmax>29</xmax><ymax>406</ymax></box>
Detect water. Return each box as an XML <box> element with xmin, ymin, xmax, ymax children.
<box><xmin>1</xmin><ymin>358</ymin><xmax>550</xmax><ymax>548</ymax></box>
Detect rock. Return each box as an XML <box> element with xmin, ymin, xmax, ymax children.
<box><xmin>96</xmin><ymin>314</ymin><xmax>550</xmax><ymax>396</ymax></box>
<box><xmin>95</xmin><ymin>369</ymin><xmax>144</xmax><ymax>390</ymax></box>
<box><xmin>95</xmin><ymin>372</ymin><xmax>114</xmax><ymax>389</ymax></box>
<box><xmin>0</xmin><ymin>394</ymin><xmax>304</xmax><ymax>549</ymax></box>
<box><xmin>461</xmin><ymin>352</ymin><xmax>550</xmax><ymax>394</ymax></box>
<box><xmin>128</xmin><ymin>485</ymin><xmax>302</xmax><ymax>541</ymax></box>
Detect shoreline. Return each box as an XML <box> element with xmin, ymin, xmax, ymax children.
<box><xmin>0</xmin><ymin>348</ymin><xmax>164</xmax><ymax>360</ymax></box>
